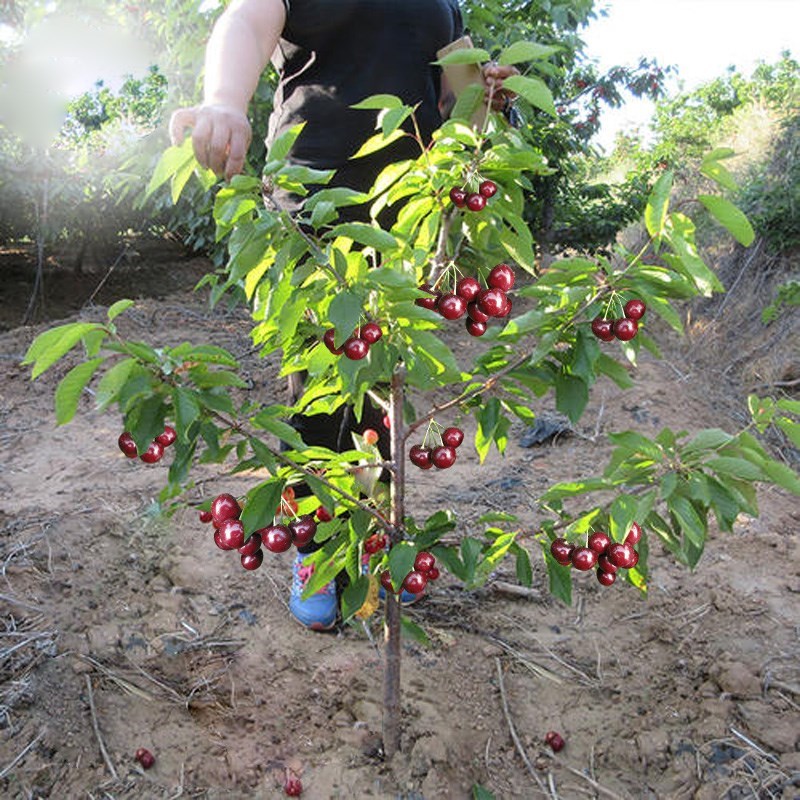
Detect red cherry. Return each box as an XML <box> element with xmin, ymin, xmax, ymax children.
<box><xmin>323</xmin><ymin>328</ymin><xmax>344</xmax><ymax>354</ymax></box>
<box><xmin>466</xmin><ymin>319</ymin><xmax>487</xmax><ymax>337</ymax></box>
<box><xmin>545</xmin><ymin>732</ymin><xmax>565</xmax><ymax>753</ymax></box>
<box><xmin>477</xmin><ymin>288</ymin><xmax>506</xmax><ymax>317</ymax></box>
<box><xmin>441</xmin><ymin>427</ymin><xmax>464</xmax><ymax>448</ymax></box>
<box><xmin>479</xmin><ymin>179</ymin><xmax>498</xmax><ymax>198</ymax></box>
<box><xmin>449</xmin><ymin>187</ymin><xmax>467</xmax><ymax>207</ymax></box>
<box><xmin>238</xmin><ymin>532</ymin><xmax>262</xmax><ymax>557</ymax></box>
<box><xmin>135</xmin><ymin>747</ymin><xmax>155</xmax><ymax>769</ymax></box>
<box><xmin>437</xmin><ymin>293</ymin><xmax>467</xmax><ymax>320</ymax></box>
<box><xmin>570</xmin><ymin>546</ymin><xmax>597</xmax><ymax>571</ymax></box>
<box><xmin>363</xmin><ymin>428</ymin><xmax>379</xmax><ymax>446</ymax></box>
<box><xmin>625</xmin><ymin>522</ymin><xmax>642</xmax><ymax>546</ymax></box>
<box><xmin>364</xmin><ymin>533</ymin><xmax>387</xmax><ymax>555</ymax></box>
<box><xmin>607</xmin><ymin>542</ymin><xmax>634</xmax><ymax>568</ymax></box>
<box><xmin>613</xmin><ymin>318</ymin><xmax>638</xmax><ymax>341</ymax></box>
<box><xmin>597</xmin><ymin>569</ymin><xmax>616</xmax><ymax>586</ymax></box>
<box><xmin>415</xmin><ymin>283</ymin><xmax>440</xmax><ymax>310</ymax></box>
<box><xmin>241</xmin><ymin>550</ymin><xmax>264</xmax><ymax>570</ymax></box>
<box><xmin>380</xmin><ymin>570</ymin><xmax>396</xmax><ymax>593</ymax></box>
<box><xmin>140</xmin><ymin>440</ymin><xmax>165</xmax><ymax>464</ymax></box>
<box><xmin>156</xmin><ymin>425</ymin><xmax>177</xmax><ymax>447</ymax></box>
<box><xmin>431</xmin><ymin>445</ymin><xmax>457</xmax><ymax>469</ymax></box>
<box><xmin>487</xmin><ymin>263</ymin><xmax>515</xmax><ymax>292</ymax></box>
<box><xmin>597</xmin><ymin>554</ymin><xmax>618</xmax><ymax>573</ymax></box>
<box><xmin>456</xmin><ymin>277</ymin><xmax>481</xmax><ymax>302</ymax></box>
<box><xmin>211</xmin><ymin>493</ymin><xmax>241</xmax><ymax>526</ymax></box>
<box><xmin>467</xmin><ymin>302</ymin><xmax>490</xmax><ymax>324</ymax></box>
<box><xmin>591</xmin><ymin>317</ymin><xmax>615</xmax><ymax>341</ymax></box>
<box><xmin>409</xmin><ymin>444</ymin><xmax>433</xmax><ymax>470</ymax></box>
<box><xmin>550</xmin><ymin>538</ymin><xmax>573</xmax><ymax>566</ymax></box>
<box><xmin>466</xmin><ymin>193</ymin><xmax>486</xmax><ymax>212</ymax></box>
<box><xmin>218</xmin><ymin>518</ymin><xmax>245</xmax><ymax>550</ymax></box>
<box><xmin>118</xmin><ymin>432</ymin><xmax>138</xmax><ymax>458</ymax></box>
<box><xmin>315</xmin><ymin>506</ymin><xmax>333</xmax><ymax>522</ymax></box>
<box><xmin>496</xmin><ymin>293</ymin><xmax>512</xmax><ymax>318</ymax></box>
<box><xmin>214</xmin><ymin>530</ymin><xmax>235</xmax><ymax>551</ymax></box>
<box><xmin>382</xmin><ymin>414</ymin><xmax>391</xmax><ymax>429</ymax></box>
<box><xmin>261</xmin><ymin>524</ymin><xmax>292</xmax><ymax>553</ymax></box>
<box><xmin>414</xmin><ymin>551</ymin><xmax>436</xmax><ymax>573</ymax></box>
<box><xmin>289</xmin><ymin>515</ymin><xmax>317</xmax><ymax>548</ymax></box>
<box><xmin>359</xmin><ymin>322</ymin><xmax>383</xmax><ymax>344</ymax></box>
<box><xmin>629</xmin><ymin>549</ymin><xmax>640</xmax><ymax>569</ymax></box>
<box><xmin>587</xmin><ymin>531</ymin><xmax>611</xmax><ymax>554</ymax></box>
<box><xmin>343</xmin><ymin>337</ymin><xmax>370</xmax><ymax>360</ymax></box>
<box><xmin>402</xmin><ymin>570</ymin><xmax>427</xmax><ymax>594</ymax></box>
<box><xmin>199</xmin><ymin>510</ymin><xmax>213</xmax><ymax>524</ymax></box>
<box><xmin>624</xmin><ymin>299</ymin><xmax>646</xmax><ymax>321</ymax></box>
<box><xmin>426</xmin><ymin>566</ymin><xmax>440</xmax><ymax>580</ymax></box>
<box><xmin>284</xmin><ymin>777</ymin><xmax>303</xmax><ymax>797</ymax></box>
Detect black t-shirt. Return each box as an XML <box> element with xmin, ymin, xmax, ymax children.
<box><xmin>267</xmin><ymin>0</ymin><xmax>463</xmax><ymax>213</ymax></box>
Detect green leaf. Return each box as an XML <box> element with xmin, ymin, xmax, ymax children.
<box><xmin>498</xmin><ymin>41</ymin><xmax>560</xmax><ymax>65</ymax></box>
<box><xmin>554</xmin><ymin>373</ymin><xmax>588</xmax><ymax>423</ymax></box>
<box><xmin>700</xmin><ymin>159</ymin><xmax>738</xmax><ymax>191</ymax></box>
<box><xmin>107</xmin><ymin>299</ymin><xmax>134</xmax><ymax>322</ymax></box>
<box><xmin>669</xmin><ymin>495</ymin><xmax>706</xmax><ymax>549</ymax></box>
<box><xmin>23</xmin><ymin>322</ymin><xmax>102</xmax><ymax>379</ymax></box>
<box><xmin>126</xmin><ymin>394</ymin><xmax>166</xmax><ymax>452</ymax></box>
<box><xmin>388</xmin><ymin>541</ymin><xmax>417</xmax><ymax>590</ymax></box>
<box><xmin>761</xmin><ymin>459</ymin><xmax>800</xmax><ymax>495</ymax></box>
<box><xmin>705</xmin><ymin>456</ymin><xmax>764</xmax><ymax>481</ymax></box>
<box><xmin>54</xmin><ymin>358</ymin><xmax>104</xmax><ymax>424</ymax></box>
<box><xmin>253</xmin><ymin>411</ymin><xmax>306</xmax><ymax>450</ymax></box>
<box><xmin>381</xmin><ymin>105</ymin><xmax>413</xmax><ymax>138</ymax></box>
<box><xmin>341</xmin><ymin>575</ymin><xmax>370</xmax><ymax>622</ymax></box>
<box><xmin>146</xmin><ymin>139</ymin><xmax>195</xmax><ymax>197</ymax></box>
<box><xmin>544</xmin><ymin>546</ymin><xmax>572</xmax><ymax>605</ymax></box>
<box><xmin>608</xmin><ymin>431</ymin><xmax>663</xmax><ymax>459</ymax></box>
<box><xmin>431</xmin><ymin>545</ymin><xmax>467</xmax><ymax>581</ymax></box>
<box><xmin>350</xmin><ymin>94</ymin><xmax>404</xmax><ymax>110</ymax></box>
<box><xmin>328</xmin><ymin>290</ymin><xmax>364</xmax><ymax>347</ymax></box>
<box><xmin>267</xmin><ymin>122</ymin><xmax>306</xmax><ymax>162</ymax></box>
<box><xmin>512</xmin><ymin>544</ymin><xmax>533</xmax><ymax>587</ymax></box>
<box><xmin>776</xmin><ymin>417</ymin><xmax>800</xmax><ymax>448</ymax></box>
<box><xmin>350</xmin><ymin>128</ymin><xmax>407</xmax><ymax>159</ymax></box>
<box><xmin>697</xmin><ymin>195</ymin><xmax>755</xmax><ymax>246</ymax></box>
<box><xmin>303</xmin><ymin>472</ymin><xmax>338</xmax><ymax>514</ymax></box>
<box><xmin>239</xmin><ymin>480</ymin><xmax>283</xmax><ymax>534</ymax></box>
<box><xmin>608</xmin><ymin>494</ymin><xmax>639</xmax><ymax>542</ymax></box>
<box><xmin>644</xmin><ymin>170</ymin><xmax>673</xmax><ymax>238</ymax></box>
<box><xmin>472</xmin><ymin>784</ymin><xmax>497</xmax><ymax>800</ymax></box>
<box><xmin>434</xmin><ymin>47</ymin><xmax>491</xmax><ymax>65</ymax></box>
<box><xmin>682</xmin><ymin>428</ymin><xmax>734</xmax><ymax>454</ymax></box>
<box><xmin>460</xmin><ymin>537</ymin><xmax>483</xmax><ymax>579</ymax></box>
<box><xmin>95</xmin><ymin>357</ymin><xmax>137</xmax><ymax>410</ymax></box>
<box><xmin>501</xmin><ymin>75</ymin><xmax>556</xmax><ymax>116</ymax></box>
<box><xmin>173</xmin><ymin>387</ymin><xmax>201</xmax><ymax>437</ymax></box>
<box><xmin>250</xmin><ymin>437</ymin><xmax>277</xmax><ymax>473</ymax></box>
<box><xmin>400</xmin><ymin>616</ymin><xmax>430</xmax><ymax>646</ymax></box>
<box><xmin>450</xmin><ymin>83</ymin><xmax>485</xmax><ymax>123</ymax></box>
<box><xmin>330</xmin><ymin>223</ymin><xmax>398</xmax><ymax>252</ymax></box>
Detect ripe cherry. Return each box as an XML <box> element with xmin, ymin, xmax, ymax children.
<box><xmin>403</xmin><ymin>570</ymin><xmax>427</xmax><ymax>594</ymax></box>
<box><xmin>415</xmin><ymin>283</ymin><xmax>441</xmax><ymax>311</ymax></box>
<box><xmin>624</xmin><ymin>299</ymin><xmax>646</xmax><ymax>321</ymax></box>
<box><xmin>284</xmin><ymin>776</ymin><xmax>303</xmax><ymax>797</ymax></box>
<box><xmin>140</xmin><ymin>440</ymin><xmax>165</xmax><ymax>464</ymax></box>
<box><xmin>479</xmin><ymin>180</ymin><xmax>498</xmax><ymax>198</ymax></box>
<box><xmin>441</xmin><ymin>427</ymin><xmax>464</xmax><ymax>448</ymax></box>
<box><xmin>597</xmin><ymin>553</ymin><xmax>618</xmax><ymax>574</ymax></box>
<box><xmin>315</xmin><ymin>506</ymin><xmax>333</xmax><ymax>522</ymax></box>
<box><xmin>211</xmin><ymin>493</ymin><xmax>241</xmax><ymax>526</ymax></box>
<box><xmin>409</xmin><ymin>444</ymin><xmax>433</xmax><ymax>470</ymax></box>
<box><xmin>449</xmin><ymin>187</ymin><xmax>467</xmax><ymax>207</ymax></box>
<box><xmin>625</xmin><ymin>522</ymin><xmax>642</xmax><ymax>546</ymax></box>
<box><xmin>496</xmin><ymin>294</ymin><xmax>512</xmax><ymax>318</ymax></box>
<box><xmin>363</xmin><ymin>428</ymin><xmax>379</xmax><ymax>446</ymax></box>
<box><xmin>214</xmin><ymin>530</ymin><xmax>235</xmax><ymax>551</ymax></box>
<box><xmin>607</xmin><ymin>542</ymin><xmax>634</xmax><ymax>568</ymax></box>
<box><xmin>467</xmin><ymin>302</ymin><xmax>490</xmax><ymax>324</ymax></box>
<box><xmin>487</xmin><ymin>263</ymin><xmax>515</xmax><ymax>292</ymax></box>
<box><xmin>262</xmin><ymin>524</ymin><xmax>293</xmax><ymax>553</ymax></box>
<box><xmin>323</xmin><ymin>328</ymin><xmax>344</xmax><ymax>355</ymax></box>
<box><xmin>629</xmin><ymin>549</ymin><xmax>640</xmax><ymax>569</ymax></box>
<box><xmin>380</xmin><ymin>570</ymin><xmax>396</xmax><ymax>593</ymax></box>
<box><xmin>591</xmin><ymin>317</ymin><xmax>614</xmax><ymax>341</ymax></box>
<box><xmin>241</xmin><ymin>550</ymin><xmax>264</xmax><ymax>571</ymax></box>
<box><xmin>456</xmin><ymin>276</ymin><xmax>481</xmax><ymax>302</ymax></box>
<box><xmin>597</xmin><ymin>569</ymin><xmax>616</xmax><ymax>586</ymax></box>
<box><xmin>550</xmin><ymin>538</ymin><xmax>573</xmax><ymax>566</ymax></box>
<box><xmin>613</xmin><ymin>318</ymin><xmax>638</xmax><ymax>341</ymax></box>
<box><xmin>343</xmin><ymin>337</ymin><xmax>370</xmax><ymax>360</ymax></box>
<box><xmin>364</xmin><ymin>533</ymin><xmax>387</xmax><ymax>555</ymax></box>
<box><xmin>218</xmin><ymin>519</ymin><xmax>246</xmax><ymax>550</ymax></box>
<box><xmin>466</xmin><ymin>193</ymin><xmax>486</xmax><ymax>212</ymax></box>
<box><xmin>466</xmin><ymin>319</ymin><xmax>487</xmax><ymax>337</ymax></box>
<box><xmin>477</xmin><ymin>288</ymin><xmax>507</xmax><ymax>317</ymax></box>
<box><xmin>414</xmin><ymin>551</ymin><xmax>436</xmax><ymax>573</ymax></box>
<box><xmin>427</xmin><ymin>566</ymin><xmax>440</xmax><ymax>580</ymax></box>
<box><xmin>118</xmin><ymin>432</ymin><xmax>138</xmax><ymax>458</ymax></box>
<box><xmin>588</xmin><ymin>531</ymin><xmax>611</xmax><ymax>554</ymax></box>
<box><xmin>289</xmin><ymin>515</ymin><xmax>317</xmax><ymax>548</ymax></box>
<box><xmin>431</xmin><ymin>445</ymin><xmax>457</xmax><ymax>469</ymax></box>
<box><xmin>238</xmin><ymin>532</ymin><xmax>262</xmax><ymax>557</ymax></box>
<box><xmin>437</xmin><ymin>293</ymin><xmax>467</xmax><ymax>320</ymax></box>
<box><xmin>135</xmin><ymin>747</ymin><xmax>155</xmax><ymax>769</ymax></box>
<box><xmin>544</xmin><ymin>732</ymin><xmax>565</xmax><ymax>753</ymax></box>
<box><xmin>156</xmin><ymin>425</ymin><xmax>177</xmax><ymax>448</ymax></box>
<box><xmin>570</xmin><ymin>546</ymin><xmax>597</xmax><ymax>571</ymax></box>
<box><xmin>199</xmin><ymin>510</ymin><xmax>213</xmax><ymax>524</ymax></box>
<box><xmin>359</xmin><ymin>322</ymin><xmax>383</xmax><ymax>344</ymax></box>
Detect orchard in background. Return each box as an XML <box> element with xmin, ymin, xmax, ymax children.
<box><xmin>23</xmin><ymin>38</ymin><xmax>800</xmax><ymax>759</ymax></box>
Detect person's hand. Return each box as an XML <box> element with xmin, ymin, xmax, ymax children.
<box><xmin>482</xmin><ymin>63</ymin><xmax>520</xmax><ymax>111</ymax></box>
<box><xmin>168</xmin><ymin>104</ymin><xmax>252</xmax><ymax>181</ymax></box>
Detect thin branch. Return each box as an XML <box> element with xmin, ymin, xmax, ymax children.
<box><xmin>84</xmin><ymin>675</ymin><xmax>119</xmax><ymax>782</ymax></box>
<box><xmin>0</xmin><ymin>728</ymin><xmax>45</xmax><ymax>779</ymax></box>
<box><xmin>562</xmin><ymin>765</ymin><xmax>625</xmax><ymax>800</ymax></box>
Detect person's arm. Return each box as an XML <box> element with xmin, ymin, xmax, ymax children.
<box><xmin>169</xmin><ymin>0</ymin><xmax>287</xmax><ymax>180</ymax></box>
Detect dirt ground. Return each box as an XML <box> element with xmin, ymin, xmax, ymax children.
<box><xmin>0</xmin><ymin>240</ymin><xmax>798</xmax><ymax>800</ymax></box>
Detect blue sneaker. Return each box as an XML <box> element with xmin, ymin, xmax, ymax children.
<box><xmin>289</xmin><ymin>554</ymin><xmax>338</xmax><ymax>631</ymax></box>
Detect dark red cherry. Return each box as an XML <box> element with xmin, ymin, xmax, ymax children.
<box><xmin>211</xmin><ymin>493</ymin><xmax>241</xmax><ymax>526</ymax></box>
<box><xmin>550</xmin><ymin>538</ymin><xmax>573</xmax><ymax>566</ymax></box>
<box><xmin>403</xmin><ymin>571</ymin><xmax>427</xmax><ymax>594</ymax></box>
<box><xmin>415</xmin><ymin>283</ymin><xmax>440</xmax><ymax>311</ymax></box>
<box><xmin>238</xmin><ymin>532</ymin><xmax>262</xmax><ymax>557</ymax></box>
<box><xmin>477</xmin><ymin>288</ymin><xmax>506</xmax><ymax>317</ymax></box>
<box><xmin>467</xmin><ymin>302</ymin><xmax>490</xmax><ymax>324</ymax></box>
<box><xmin>597</xmin><ymin>553</ymin><xmax>618</xmax><ymax>573</ymax></box>
<box><xmin>466</xmin><ymin>319</ymin><xmax>487</xmax><ymax>337</ymax></box>
<box><xmin>118</xmin><ymin>432</ymin><xmax>138</xmax><ymax>458</ymax></box>
<box><xmin>323</xmin><ymin>328</ymin><xmax>344</xmax><ymax>354</ymax></box>
<box><xmin>487</xmin><ymin>263</ymin><xmax>515</xmax><ymax>292</ymax></box>
<box><xmin>316</xmin><ymin>506</ymin><xmax>333</xmax><ymax>522</ymax></box>
<box><xmin>456</xmin><ymin>276</ymin><xmax>481</xmax><ymax>302</ymax></box>
<box><xmin>199</xmin><ymin>510</ymin><xmax>213</xmax><ymax>524</ymax></box>
<box><xmin>414</xmin><ymin>551</ymin><xmax>436</xmax><ymax>573</ymax></box>
<box><xmin>289</xmin><ymin>515</ymin><xmax>317</xmax><ymax>548</ymax></box>
<box><xmin>466</xmin><ymin>193</ymin><xmax>486</xmax><ymax>212</ymax></box>
<box><xmin>241</xmin><ymin>550</ymin><xmax>264</xmax><ymax>571</ymax></box>
<box><xmin>496</xmin><ymin>293</ymin><xmax>512</xmax><ymax>317</ymax></box>
<box><xmin>359</xmin><ymin>322</ymin><xmax>383</xmax><ymax>344</ymax></box>
<box><xmin>214</xmin><ymin>530</ymin><xmax>235</xmax><ymax>551</ymax></box>
<box><xmin>218</xmin><ymin>518</ymin><xmax>246</xmax><ymax>550</ymax></box>
<box><xmin>156</xmin><ymin>425</ymin><xmax>177</xmax><ymax>447</ymax></box>
<box><xmin>570</xmin><ymin>546</ymin><xmax>597</xmax><ymax>571</ymax></box>
<box><xmin>380</xmin><ymin>570</ymin><xmax>396</xmax><ymax>593</ymax></box>
<box><xmin>426</xmin><ymin>566</ymin><xmax>440</xmax><ymax>580</ymax></box>
<box><xmin>343</xmin><ymin>337</ymin><xmax>370</xmax><ymax>360</ymax></box>
<box><xmin>479</xmin><ymin>180</ymin><xmax>498</xmax><ymax>198</ymax></box>
<box><xmin>441</xmin><ymin>427</ymin><xmax>464</xmax><ymax>448</ymax></box>
<box><xmin>597</xmin><ymin>569</ymin><xmax>616</xmax><ymax>586</ymax></box>
<box><xmin>437</xmin><ymin>293</ymin><xmax>467</xmax><ymax>320</ymax></box>
<box><xmin>409</xmin><ymin>444</ymin><xmax>433</xmax><ymax>470</ymax></box>
<box><xmin>629</xmin><ymin>549</ymin><xmax>640</xmax><ymax>569</ymax></box>
<box><xmin>591</xmin><ymin>317</ymin><xmax>615</xmax><ymax>341</ymax></box>
<box><xmin>430</xmin><ymin>445</ymin><xmax>457</xmax><ymax>469</ymax></box>
<box><xmin>588</xmin><ymin>531</ymin><xmax>611</xmax><ymax>554</ymax></box>
<box><xmin>449</xmin><ymin>187</ymin><xmax>467</xmax><ymax>207</ymax></box>
<box><xmin>607</xmin><ymin>542</ymin><xmax>635</xmax><ymax>568</ymax></box>
<box><xmin>364</xmin><ymin>533</ymin><xmax>387</xmax><ymax>555</ymax></box>
<box><xmin>613</xmin><ymin>318</ymin><xmax>638</xmax><ymax>341</ymax></box>
<box><xmin>261</xmin><ymin>524</ymin><xmax>293</xmax><ymax>553</ymax></box>
<box><xmin>624</xmin><ymin>299</ymin><xmax>646</xmax><ymax>321</ymax></box>
<box><xmin>625</xmin><ymin>522</ymin><xmax>642</xmax><ymax>546</ymax></box>
<box><xmin>140</xmin><ymin>440</ymin><xmax>165</xmax><ymax>464</ymax></box>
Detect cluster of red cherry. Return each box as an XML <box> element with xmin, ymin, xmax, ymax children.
<box><xmin>591</xmin><ymin>299</ymin><xmax>646</xmax><ymax>342</ymax></box>
<box><xmin>380</xmin><ymin>550</ymin><xmax>440</xmax><ymax>595</ymax></box>
<box><xmin>550</xmin><ymin>522</ymin><xmax>642</xmax><ymax>587</ymax></box>
<box><xmin>118</xmin><ymin>425</ymin><xmax>177</xmax><ymax>464</ymax></box>
<box><xmin>415</xmin><ymin>263</ymin><xmax>515</xmax><ymax>338</ymax></box>
<box><xmin>323</xmin><ymin>322</ymin><xmax>383</xmax><ymax>361</ymax></box>
<box><xmin>409</xmin><ymin>424</ymin><xmax>464</xmax><ymax>470</ymax></box>
<box><xmin>449</xmin><ymin>179</ymin><xmax>497</xmax><ymax>212</ymax></box>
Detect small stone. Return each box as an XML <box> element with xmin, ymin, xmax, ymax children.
<box><xmin>710</xmin><ymin>661</ymin><xmax>761</xmax><ymax>698</ymax></box>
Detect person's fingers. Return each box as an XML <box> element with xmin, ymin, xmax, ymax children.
<box><xmin>208</xmin><ymin>122</ymin><xmax>232</xmax><ymax>177</ymax></box>
<box><xmin>168</xmin><ymin>107</ymin><xmax>195</xmax><ymax>146</ymax></box>
<box><xmin>225</xmin><ymin>126</ymin><xmax>251</xmax><ymax>181</ymax></box>
<box><xmin>190</xmin><ymin>115</ymin><xmax>213</xmax><ymax>170</ymax></box>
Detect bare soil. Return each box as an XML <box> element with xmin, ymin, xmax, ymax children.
<box><xmin>0</xmin><ymin>241</ymin><xmax>798</xmax><ymax>800</ymax></box>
